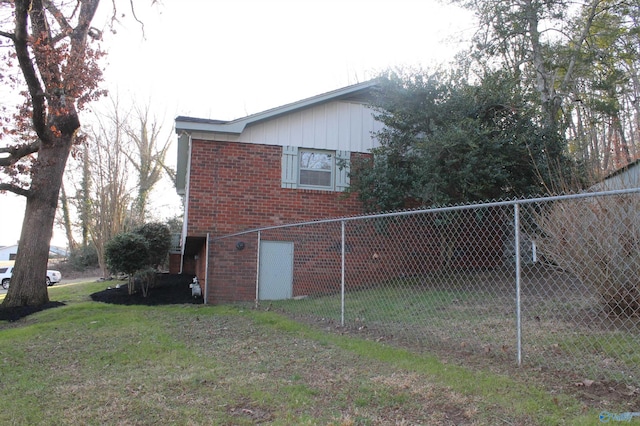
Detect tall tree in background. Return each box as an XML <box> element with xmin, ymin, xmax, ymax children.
<box><xmin>564</xmin><ymin>2</ymin><xmax>640</xmax><ymax>171</ymax></box>
<box><xmin>453</xmin><ymin>0</ymin><xmax>597</xmax><ymax>132</ymax></box>
<box><xmin>0</xmin><ymin>0</ymin><xmax>104</xmax><ymax>308</ymax></box>
<box><xmin>63</xmin><ymin>96</ymin><xmax>175</xmax><ymax>275</ymax></box>
<box><xmin>56</xmin><ymin>139</ymin><xmax>95</xmax><ymax>269</ymax></box>
<box><xmin>451</xmin><ymin>0</ymin><xmax>640</xmax><ymax>177</ymax></box>
<box><xmin>124</xmin><ymin>103</ymin><xmax>173</xmax><ymax>225</ymax></box>
<box><xmin>84</xmin><ymin>103</ymin><xmax>131</xmax><ymax>277</ymax></box>
<box><xmin>57</xmin><ymin>182</ymin><xmax>77</xmax><ymax>251</ymax></box>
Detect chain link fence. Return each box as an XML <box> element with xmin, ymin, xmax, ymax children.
<box><xmin>215</xmin><ymin>189</ymin><xmax>640</xmax><ymax>386</ymax></box>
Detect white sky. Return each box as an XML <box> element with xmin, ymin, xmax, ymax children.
<box><xmin>0</xmin><ymin>0</ymin><xmax>475</xmax><ymax>247</ymax></box>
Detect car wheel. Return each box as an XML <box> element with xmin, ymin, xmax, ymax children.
<box><xmin>46</xmin><ymin>277</ymin><xmax>52</xmax><ymax>286</ymax></box>
<box><xmin>2</xmin><ymin>279</ymin><xmax>9</xmax><ymax>289</ymax></box>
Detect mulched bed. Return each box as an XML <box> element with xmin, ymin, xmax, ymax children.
<box><xmin>0</xmin><ymin>301</ymin><xmax>66</xmax><ymax>322</ymax></box>
<box><xmin>90</xmin><ymin>273</ymin><xmax>202</xmax><ymax>306</ymax></box>
<box><xmin>0</xmin><ymin>273</ymin><xmax>202</xmax><ymax>322</ymax></box>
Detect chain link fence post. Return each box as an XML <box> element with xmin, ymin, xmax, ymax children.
<box><xmin>341</xmin><ymin>220</ymin><xmax>346</xmax><ymax>327</ymax></box>
<box><xmin>514</xmin><ymin>203</ymin><xmax>522</xmax><ymax>366</ymax></box>
<box><xmin>254</xmin><ymin>230</ymin><xmax>261</xmax><ymax>309</ymax></box>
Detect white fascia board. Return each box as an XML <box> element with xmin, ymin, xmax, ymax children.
<box><xmin>175</xmin><ymin>80</ymin><xmax>378</xmax><ymax>135</ymax></box>
<box><xmin>175</xmin><ymin>119</ymin><xmax>246</xmax><ymax>134</ymax></box>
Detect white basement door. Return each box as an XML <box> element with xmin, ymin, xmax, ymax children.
<box><xmin>258</xmin><ymin>241</ymin><xmax>294</xmax><ymax>300</ymax></box>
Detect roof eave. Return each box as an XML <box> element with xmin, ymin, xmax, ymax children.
<box><xmin>175</xmin><ymin>119</ymin><xmax>245</xmax><ymax>134</ymax></box>
<box><xmin>175</xmin><ymin>79</ymin><xmax>378</xmax><ymax>135</ymax></box>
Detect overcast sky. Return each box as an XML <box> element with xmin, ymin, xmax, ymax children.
<box><xmin>0</xmin><ymin>0</ymin><xmax>475</xmax><ymax>247</ymax></box>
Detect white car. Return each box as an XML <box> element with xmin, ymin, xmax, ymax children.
<box><xmin>0</xmin><ymin>267</ymin><xmax>62</xmax><ymax>289</ymax></box>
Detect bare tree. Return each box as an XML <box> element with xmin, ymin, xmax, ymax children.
<box><xmin>65</xmin><ymin>95</ymin><xmax>174</xmax><ymax>276</ymax></box>
<box><xmin>84</xmin><ymin>101</ymin><xmax>132</xmax><ymax>277</ymax></box>
<box><xmin>123</xmin><ymin>103</ymin><xmax>173</xmax><ymax>226</ymax></box>
<box><xmin>533</xmin><ymin>194</ymin><xmax>640</xmax><ymax>317</ymax></box>
<box><xmin>57</xmin><ymin>181</ymin><xmax>77</xmax><ymax>252</ymax></box>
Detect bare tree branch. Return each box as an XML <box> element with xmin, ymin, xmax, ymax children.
<box><xmin>13</xmin><ymin>0</ymin><xmax>48</xmax><ymax>138</ymax></box>
<box><xmin>42</xmin><ymin>0</ymin><xmax>74</xmax><ymax>43</ymax></box>
<box><xmin>129</xmin><ymin>0</ymin><xmax>146</xmax><ymax>38</ymax></box>
<box><xmin>0</xmin><ymin>182</ymin><xmax>30</xmax><ymax>197</ymax></box>
<box><xmin>0</xmin><ymin>30</ymin><xmax>15</xmax><ymax>40</ymax></box>
<box><xmin>162</xmin><ymin>163</ymin><xmax>176</xmax><ymax>186</ymax></box>
<box><xmin>0</xmin><ymin>140</ymin><xmax>40</xmax><ymax>166</ymax></box>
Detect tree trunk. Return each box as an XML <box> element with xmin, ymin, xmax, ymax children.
<box><xmin>59</xmin><ymin>182</ymin><xmax>77</xmax><ymax>252</ymax></box>
<box><xmin>613</xmin><ymin>115</ymin><xmax>631</xmax><ymax>166</ymax></box>
<box><xmin>2</xmin><ymin>137</ymin><xmax>73</xmax><ymax>308</ymax></box>
<box><xmin>81</xmin><ymin>143</ymin><xmax>92</xmax><ymax>247</ymax></box>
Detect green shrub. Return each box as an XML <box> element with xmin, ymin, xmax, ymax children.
<box><xmin>134</xmin><ymin>222</ymin><xmax>171</xmax><ymax>269</ymax></box>
<box><xmin>104</xmin><ymin>233</ymin><xmax>150</xmax><ymax>294</ymax></box>
<box><xmin>68</xmin><ymin>244</ymin><xmax>99</xmax><ymax>270</ymax></box>
<box><xmin>105</xmin><ymin>222</ymin><xmax>171</xmax><ymax>296</ymax></box>
<box><xmin>134</xmin><ymin>268</ymin><xmax>157</xmax><ymax>297</ymax></box>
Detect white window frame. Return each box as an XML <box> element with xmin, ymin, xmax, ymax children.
<box><xmin>298</xmin><ymin>149</ymin><xmax>334</xmax><ymax>189</ymax></box>
<box><xmin>281</xmin><ymin>146</ymin><xmax>350</xmax><ymax>191</ymax></box>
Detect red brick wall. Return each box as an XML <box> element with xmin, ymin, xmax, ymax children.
<box><xmin>186</xmin><ymin>139</ymin><xmax>505</xmax><ymax>304</ymax></box>
<box><xmin>187</xmin><ymin>140</ymin><xmax>365</xmax><ymax>304</ymax></box>
<box><xmin>168</xmin><ymin>254</ymin><xmax>181</xmax><ymax>274</ymax></box>
<box><xmin>209</xmin><ymin>237</ymin><xmax>259</xmax><ymax>303</ymax></box>
<box><xmin>257</xmin><ymin>211</ymin><xmax>505</xmax><ymax>299</ymax></box>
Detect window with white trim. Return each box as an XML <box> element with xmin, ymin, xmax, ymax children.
<box><xmin>299</xmin><ymin>150</ymin><xmax>333</xmax><ymax>188</ymax></box>
<box><xmin>281</xmin><ymin>146</ymin><xmax>350</xmax><ymax>191</ymax></box>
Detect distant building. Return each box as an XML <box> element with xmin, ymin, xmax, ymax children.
<box><xmin>592</xmin><ymin>159</ymin><xmax>640</xmax><ymax>191</ymax></box>
<box><xmin>48</xmin><ymin>246</ymin><xmax>69</xmax><ymax>259</ymax></box>
<box><xmin>0</xmin><ymin>245</ymin><xmax>18</xmax><ymax>261</ymax></box>
<box><xmin>0</xmin><ymin>245</ymin><xmax>69</xmax><ymax>262</ymax></box>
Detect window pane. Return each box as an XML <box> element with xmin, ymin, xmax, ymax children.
<box><xmin>299</xmin><ymin>152</ymin><xmax>332</xmax><ymax>170</ymax></box>
<box><xmin>300</xmin><ymin>169</ymin><xmax>332</xmax><ymax>187</ymax></box>
<box><xmin>298</xmin><ymin>150</ymin><xmax>334</xmax><ymax>188</ymax></box>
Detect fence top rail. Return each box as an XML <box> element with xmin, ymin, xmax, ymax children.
<box><xmin>211</xmin><ymin>187</ymin><xmax>640</xmax><ymax>241</ymax></box>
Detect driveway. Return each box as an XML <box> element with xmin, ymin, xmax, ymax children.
<box><xmin>0</xmin><ymin>277</ymin><xmax>102</xmax><ymax>295</ymax></box>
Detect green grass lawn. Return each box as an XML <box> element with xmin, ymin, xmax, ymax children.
<box><xmin>0</xmin><ymin>280</ymin><xmax>627</xmax><ymax>425</ymax></box>
<box><xmin>271</xmin><ymin>279</ymin><xmax>640</xmax><ymax>389</ymax></box>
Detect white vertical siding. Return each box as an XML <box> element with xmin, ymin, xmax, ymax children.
<box><xmin>337</xmin><ymin>102</ymin><xmax>351</xmax><ymax>150</ymax></box>
<box><xmin>349</xmin><ymin>103</ymin><xmax>364</xmax><ymax>152</ymax></box>
<box><xmin>289</xmin><ymin>113</ymin><xmax>303</xmax><ymax>147</ymax></box>
<box><xmin>326</xmin><ymin>102</ymin><xmax>339</xmax><ymax>151</ymax></box>
<box><xmin>277</xmin><ymin>115</ymin><xmax>291</xmax><ymax>145</ymax></box>
<box><xmin>313</xmin><ymin>107</ymin><xmax>327</xmax><ymax>148</ymax></box>
<box><xmin>240</xmin><ymin>100</ymin><xmax>381</xmax><ymax>153</ymax></box>
<box><xmin>594</xmin><ymin>164</ymin><xmax>640</xmax><ymax>190</ymax></box>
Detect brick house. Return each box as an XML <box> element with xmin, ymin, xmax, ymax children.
<box><xmin>174</xmin><ymin>81</ymin><xmax>384</xmax><ymax>303</ymax></box>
